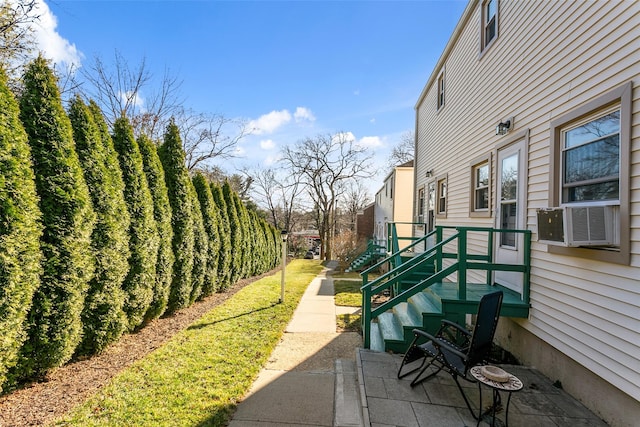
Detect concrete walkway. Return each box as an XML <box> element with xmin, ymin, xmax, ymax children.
<box><xmin>228</xmin><ymin>261</ymin><xmax>363</xmax><ymax>427</ymax></box>
<box><xmin>229</xmin><ymin>262</ymin><xmax>605</xmax><ymax>427</ymax></box>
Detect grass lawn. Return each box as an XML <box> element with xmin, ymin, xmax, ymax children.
<box><xmin>333</xmin><ymin>279</ymin><xmax>362</xmax><ymax>333</ymax></box>
<box><xmin>53</xmin><ymin>260</ymin><xmax>324</xmax><ymax>427</ymax></box>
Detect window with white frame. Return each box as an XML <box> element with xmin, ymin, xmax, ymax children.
<box><xmin>470</xmin><ymin>157</ymin><xmax>491</xmax><ymax>216</ymax></box>
<box><xmin>436</xmin><ymin>176</ymin><xmax>447</xmax><ymax>217</ymax></box>
<box><xmin>437</xmin><ymin>71</ymin><xmax>445</xmax><ymax>110</ymax></box>
<box><xmin>549</xmin><ymin>82</ymin><xmax>631</xmax><ymax>265</ymax></box>
<box><xmin>481</xmin><ymin>0</ymin><xmax>498</xmax><ymax>51</ymax></box>
<box><xmin>417</xmin><ymin>187</ymin><xmax>425</xmax><ymax>223</ymax></box>
<box><xmin>561</xmin><ymin>108</ymin><xmax>620</xmax><ymax>204</ymax></box>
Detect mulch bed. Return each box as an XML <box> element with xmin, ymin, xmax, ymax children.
<box><xmin>0</xmin><ymin>269</ymin><xmax>278</xmax><ymax>427</ymax></box>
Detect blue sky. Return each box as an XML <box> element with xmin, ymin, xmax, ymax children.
<box><xmin>35</xmin><ymin>0</ymin><xmax>467</xmax><ymax>195</ymax></box>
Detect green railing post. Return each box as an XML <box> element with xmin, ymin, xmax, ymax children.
<box><xmin>457</xmin><ymin>227</ymin><xmax>467</xmax><ymax>300</ymax></box>
<box><xmin>486</xmin><ymin>230</ymin><xmax>494</xmax><ymax>285</ymax></box>
<box><xmin>362</xmin><ymin>280</ymin><xmax>371</xmax><ymax>348</ymax></box>
<box><xmin>523</xmin><ymin>230</ymin><xmax>531</xmax><ymax>304</ymax></box>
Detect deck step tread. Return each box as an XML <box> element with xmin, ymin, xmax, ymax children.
<box><xmin>392</xmin><ymin>302</ymin><xmax>422</xmax><ymax>328</ymax></box>
<box><xmin>377</xmin><ymin>312</ymin><xmax>403</xmax><ymax>342</ymax></box>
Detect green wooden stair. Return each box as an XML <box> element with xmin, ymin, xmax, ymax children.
<box><xmin>361</xmin><ymin>225</ymin><xmax>532</xmax><ymax>353</ymax></box>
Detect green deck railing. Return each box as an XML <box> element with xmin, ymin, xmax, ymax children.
<box><xmin>360</xmin><ymin>224</ymin><xmax>531</xmax><ymax>349</ymax></box>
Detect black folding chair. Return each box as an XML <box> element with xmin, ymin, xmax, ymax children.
<box><xmin>397</xmin><ymin>290</ymin><xmax>503</xmax><ymax>419</ymax></box>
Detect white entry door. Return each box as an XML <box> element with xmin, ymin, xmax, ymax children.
<box><xmin>494</xmin><ymin>138</ymin><xmax>527</xmax><ymax>293</ymax></box>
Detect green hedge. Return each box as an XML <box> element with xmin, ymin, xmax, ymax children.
<box><xmin>0</xmin><ymin>68</ymin><xmax>42</xmax><ymax>392</ymax></box>
<box><xmin>112</xmin><ymin>117</ymin><xmax>159</xmax><ymax>331</ymax></box>
<box><xmin>138</xmin><ymin>135</ymin><xmax>174</xmax><ymax>320</ymax></box>
<box><xmin>69</xmin><ymin>95</ymin><xmax>129</xmax><ymax>356</ymax></box>
<box><xmin>158</xmin><ymin>121</ymin><xmax>194</xmax><ymax>313</ymax></box>
<box><xmin>210</xmin><ymin>182</ymin><xmax>232</xmax><ymax>290</ymax></box>
<box><xmin>16</xmin><ymin>57</ymin><xmax>95</xmax><ymax>379</ymax></box>
<box><xmin>192</xmin><ymin>173</ymin><xmax>220</xmax><ymax>296</ymax></box>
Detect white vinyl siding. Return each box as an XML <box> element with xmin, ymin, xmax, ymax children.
<box><xmin>414</xmin><ymin>0</ymin><xmax>640</xmax><ymax>404</ymax></box>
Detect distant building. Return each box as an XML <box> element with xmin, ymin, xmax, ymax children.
<box><xmin>355</xmin><ymin>202</ymin><xmax>375</xmax><ymax>243</ymax></box>
<box><xmin>374</xmin><ymin>160</ymin><xmax>414</xmax><ymax>250</ymax></box>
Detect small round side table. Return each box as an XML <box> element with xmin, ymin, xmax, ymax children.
<box><xmin>469</xmin><ymin>365</ymin><xmax>523</xmax><ymax>427</ymax></box>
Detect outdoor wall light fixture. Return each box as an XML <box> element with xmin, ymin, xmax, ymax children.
<box><xmin>425</xmin><ymin>169</ymin><xmax>434</xmax><ymax>177</ymax></box>
<box><xmin>495</xmin><ymin>118</ymin><xmax>513</xmax><ymax>135</ymax></box>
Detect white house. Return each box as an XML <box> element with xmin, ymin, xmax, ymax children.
<box><xmin>411</xmin><ymin>1</ymin><xmax>639</xmax><ymax>425</ymax></box>
<box><xmin>374</xmin><ymin>160</ymin><xmax>414</xmax><ymax>250</ymax></box>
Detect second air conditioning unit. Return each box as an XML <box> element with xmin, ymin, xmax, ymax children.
<box><xmin>536</xmin><ymin>205</ymin><xmax>615</xmax><ymax>247</ymax></box>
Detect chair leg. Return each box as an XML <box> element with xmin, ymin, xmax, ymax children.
<box><xmin>453</xmin><ymin>375</ymin><xmax>479</xmax><ymax>421</ymax></box>
<box><xmin>409</xmin><ymin>358</ymin><xmax>442</xmax><ymax>387</ymax></box>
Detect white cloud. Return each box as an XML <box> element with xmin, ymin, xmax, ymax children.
<box><xmin>119</xmin><ymin>90</ymin><xmax>145</xmax><ymax>111</ymax></box>
<box><xmin>264</xmin><ymin>154</ymin><xmax>280</xmax><ymax>166</ymax></box>
<box><xmin>294</xmin><ymin>107</ymin><xmax>315</xmax><ymax>123</ymax></box>
<box><xmin>358</xmin><ymin>136</ymin><xmax>384</xmax><ymax>149</ymax></box>
<box><xmin>332</xmin><ymin>131</ymin><xmax>356</xmax><ymax>144</ymax></box>
<box><xmin>370</xmin><ymin>118</ymin><xmax>376</xmax><ymax>124</ymax></box>
<box><xmin>260</xmin><ymin>139</ymin><xmax>276</xmax><ymax>150</ymax></box>
<box><xmin>30</xmin><ymin>0</ymin><xmax>83</xmax><ymax>68</ymax></box>
<box><xmin>249</xmin><ymin>110</ymin><xmax>292</xmax><ymax>135</ymax></box>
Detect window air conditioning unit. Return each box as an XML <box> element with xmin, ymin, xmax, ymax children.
<box><xmin>536</xmin><ymin>206</ymin><xmax>615</xmax><ymax>247</ymax></box>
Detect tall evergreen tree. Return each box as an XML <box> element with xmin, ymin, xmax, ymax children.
<box><xmin>193</xmin><ymin>173</ymin><xmax>220</xmax><ymax>296</ymax></box>
<box><xmin>222</xmin><ymin>181</ymin><xmax>241</xmax><ymax>285</ymax></box>
<box><xmin>159</xmin><ymin>121</ymin><xmax>194</xmax><ymax>312</ymax></box>
<box><xmin>112</xmin><ymin>116</ymin><xmax>159</xmax><ymax>330</ymax></box>
<box><xmin>211</xmin><ymin>182</ymin><xmax>232</xmax><ymax>290</ymax></box>
<box><xmin>0</xmin><ymin>67</ymin><xmax>42</xmax><ymax>392</ymax></box>
<box><xmin>189</xmin><ymin>182</ymin><xmax>207</xmax><ymax>303</ymax></box>
<box><xmin>16</xmin><ymin>56</ymin><xmax>95</xmax><ymax>378</ymax></box>
<box><xmin>138</xmin><ymin>135</ymin><xmax>174</xmax><ymax>320</ymax></box>
<box><xmin>69</xmin><ymin>96</ymin><xmax>129</xmax><ymax>356</ymax></box>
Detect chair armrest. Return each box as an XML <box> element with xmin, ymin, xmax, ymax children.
<box><xmin>412</xmin><ymin>328</ymin><xmax>437</xmax><ymax>342</ymax></box>
<box><xmin>440</xmin><ymin>319</ymin><xmax>471</xmax><ymax>337</ymax></box>
<box><xmin>432</xmin><ymin>337</ymin><xmax>468</xmax><ymax>361</ymax></box>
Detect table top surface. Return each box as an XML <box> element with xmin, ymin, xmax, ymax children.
<box><xmin>470</xmin><ymin>366</ymin><xmax>524</xmax><ymax>391</ymax></box>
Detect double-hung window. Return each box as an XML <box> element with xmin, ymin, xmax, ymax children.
<box><xmin>470</xmin><ymin>156</ymin><xmax>491</xmax><ymax>217</ymax></box>
<box><xmin>549</xmin><ymin>82</ymin><xmax>631</xmax><ymax>264</ymax></box>
<box><xmin>437</xmin><ymin>71</ymin><xmax>445</xmax><ymax>110</ymax></box>
<box><xmin>481</xmin><ymin>0</ymin><xmax>498</xmax><ymax>51</ymax></box>
<box><xmin>561</xmin><ymin>109</ymin><xmax>620</xmax><ymax>204</ymax></box>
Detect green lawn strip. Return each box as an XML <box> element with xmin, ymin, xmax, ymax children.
<box><xmin>333</xmin><ymin>279</ymin><xmax>362</xmax><ymax>307</ymax></box>
<box><xmin>52</xmin><ymin>260</ymin><xmax>324</xmax><ymax>427</ymax></box>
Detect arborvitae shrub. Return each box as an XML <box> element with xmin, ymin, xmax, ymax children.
<box><xmin>192</xmin><ymin>173</ymin><xmax>220</xmax><ymax>296</ymax></box>
<box><xmin>112</xmin><ymin>117</ymin><xmax>159</xmax><ymax>331</ymax></box>
<box><xmin>69</xmin><ymin>96</ymin><xmax>129</xmax><ymax>356</ymax></box>
<box><xmin>210</xmin><ymin>182</ymin><xmax>232</xmax><ymax>290</ymax></box>
<box><xmin>222</xmin><ymin>181</ymin><xmax>242</xmax><ymax>285</ymax></box>
<box><xmin>0</xmin><ymin>68</ymin><xmax>42</xmax><ymax>392</ymax></box>
<box><xmin>189</xmin><ymin>182</ymin><xmax>207</xmax><ymax>303</ymax></box>
<box><xmin>138</xmin><ymin>135</ymin><xmax>174</xmax><ymax>320</ymax></box>
<box><xmin>16</xmin><ymin>56</ymin><xmax>95</xmax><ymax>379</ymax></box>
<box><xmin>232</xmin><ymin>192</ymin><xmax>251</xmax><ymax>279</ymax></box>
<box><xmin>158</xmin><ymin>121</ymin><xmax>194</xmax><ymax>312</ymax></box>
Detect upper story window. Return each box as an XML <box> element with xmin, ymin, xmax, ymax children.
<box><xmin>481</xmin><ymin>0</ymin><xmax>498</xmax><ymax>51</ymax></box>
<box><xmin>437</xmin><ymin>70</ymin><xmax>445</xmax><ymax>110</ymax></box>
<box><xmin>470</xmin><ymin>156</ymin><xmax>491</xmax><ymax>217</ymax></box>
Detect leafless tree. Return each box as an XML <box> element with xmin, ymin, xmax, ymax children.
<box><xmin>246</xmin><ymin>166</ymin><xmax>305</xmax><ymax>233</ymax></box>
<box><xmin>282</xmin><ymin>132</ymin><xmax>374</xmax><ymax>260</ymax></box>
<box><xmin>175</xmin><ymin>108</ymin><xmax>252</xmax><ymax>171</ymax></box>
<box><xmin>340</xmin><ymin>180</ymin><xmax>372</xmax><ymax>233</ymax></box>
<box><xmin>388</xmin><ymin>130</ymin><xmax>415</xmax><ymax>170</ymax></box>
<box><xmin>79</xmin><ymin>50</ymin><xmax>183</xmax><ymax>140</ymax></box>
<box><xmin>0</xmin><ymin>0</ymin><xmax>39</xmax><ymax>84</ymax></box>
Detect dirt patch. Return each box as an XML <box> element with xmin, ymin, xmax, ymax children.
<box><xmin>0</xmin><ymin>269</ymin><xmax>278</xmax><ymax>427</ymax></box>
